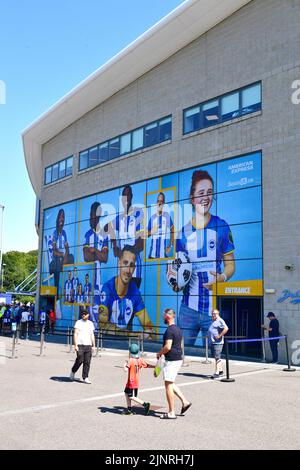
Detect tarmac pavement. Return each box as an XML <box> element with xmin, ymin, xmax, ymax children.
<box><xmin>0</xmin><ymin>335</ymin><xmax>300</xmax><ymax>450</ymax></box>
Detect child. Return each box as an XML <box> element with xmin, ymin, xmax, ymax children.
<box><xmin>122</xmin><ymin>343</ymin><xmax>154</xmax><ymax>415</ymax></box>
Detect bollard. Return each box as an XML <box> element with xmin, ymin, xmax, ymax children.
<box><xmin>100</xmin><ymin>328</ymin><xmax>105</xmax><ymax>351</ymax></box>
<box><xmin>11</xmin><ymin>322</ymin><xmax>17</xmax><ymax>359</ymax></box>
<box><xmin>201</xmin><ymin>336</ymin><xmax>212</xmax><ymax>364</ymax></box>
<box><xmin>140</xmin><ymin>331</ymin><xmax>146</xmax><ymax>357</ymax></box>
<box><xmin>221</xmin><ymin>339</ymin><xmax>235</xmax><ymax>383</ymax></box>
<box><xmin>182</xmin><ymin>337</ymin><xmax>189</xmax><ymax>367</ymax></box>
<box><xmin>96</xmin><ymin>331</ymin><xmax>100</xmax><ymax>357</ymax></box>
<box><xmin>26</xmin><ymin>322</ymin><xmax>29</xmax><ymax>341</ymax></box>
<box><xmin>67</xmin><ymin>327</ymin><xmax>70</xmax><ymax>348</ymax></box>
<box><xmin>16</xmin><ymin>324</ymin><xmax>20</xmax><ymax>344</ymax></box>
<box><xmin>69</xmin><ymin>328</ymin><xmax>73</xmax><ymax>353</ymax></box>
<box><xmin>261</xmin><ymin>327</ymin><xmax>266</xmax><ymax>363</ymax></box>
<box><xmin>283</xmin><ymin>335</ymin><xmax>296</xmax><ymax>372</ymax></box>
<box><xmin>39</xmin><ymin>325</ymin><xmax>45</xmax><ymax>356</ymax></box>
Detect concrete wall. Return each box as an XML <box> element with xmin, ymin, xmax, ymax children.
<box><xmin>38</xmin><ymin>0</ymin><xmax>300</xmax><ymax>362</ymax></box>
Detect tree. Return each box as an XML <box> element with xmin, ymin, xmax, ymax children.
<box><xmin>2</xmin><ymin>250</ymin><xmax>38</xmax><ymax>293</ymax></box>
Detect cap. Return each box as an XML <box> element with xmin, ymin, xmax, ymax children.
<box><xmin>81</xmin><ymin>309</ymin><xmax>89</xmax><ymax>316</ymax></box>
<box><xmin>129</xmin><ymin>343</ymin><xmax>139</xmax><ymax>358</ymax></box>
<box><xmin>266</xmin><ymin>312</ymin><xmax>275</xmax><ymax>318</ymax></box>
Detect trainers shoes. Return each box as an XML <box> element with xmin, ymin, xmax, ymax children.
<box><xmin>219</xmin><ymin>371</ymin><xmax>224</xmax><ymax>376</ymax></box>
<box><xmin>122</xmin><ymin>409</ymin><xmax>136</xmax><ymax>415</ymax></box>
<box><xmin>83</xmin><ymin>378</ymin><xmax>92</xmax><ymax>384</ymax></box>
<box><xmin>70</xmin><ymin>371</ymin><xmax>75</xmax><ymax>381</ymax></box>
<box><xmin>144</xmin><ymin>402</ymin><xmax>151</xmax><ymax>415</ymax></box>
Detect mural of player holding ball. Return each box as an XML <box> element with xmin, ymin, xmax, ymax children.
<box><xmin>167</xmin><ymin>169</ymin><xmax>235</xmax><ymax>346</ymax></box>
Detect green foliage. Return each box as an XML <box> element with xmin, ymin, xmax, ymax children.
<box><xmin>2</xmin><ymin>250</ymin><xmax>38</xmax><ymax>293</ymax></box>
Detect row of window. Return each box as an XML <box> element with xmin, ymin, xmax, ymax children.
<box><xmin>45</xmin><ymin>157</ymin><xmax>73</xmax><ymax>185</ymax></box>
<box><xmin>44</xmin><ymin>82</ymin><xmax>262</xmax><ymax>185</ymax></box>
<box><xmin>79</xmin><ymin>116</ymin><xmax>172</xmax><ymax>171</ymax></box>
<box><xmin>183</xmin><ymin>82</ymin><xmax>261</xmax><ymax>134</ymax></box>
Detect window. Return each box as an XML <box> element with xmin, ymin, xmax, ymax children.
<box><xmin>44</xmin><ymin>156</ymin><xmax>73</xmax><ymax>185</ymax></box>
<box><xmin>66</xmin><ymin>157</ymin><xmax>73</xmax><ymax>176</ymax></box>
<box><xmin>109</xmin><ymin>138</ymin><xmax>120</xmax><ymax>160</ymax></box>
<box><xmin>99</xmin><ymin>142</ymin><xmax>109</xmax><ymax>163</ymax></box>
<box><xmin>145</xmin><ymin>122</ymin><xmax>159</xmax><ymax>147</ymax></box>
<box><xmin>59</xmin><ymin>160</ymin><xmax>66</xmax><ymax>179</ymax></box>
<box><xmin>242</xmin><ymin>83</ymin><xmax>261</xmax><ymax>115</ymax></box>
<box><xmin>221</xmin><ymin>92</ymin><xmax>239</xmax><ymax>121</ymax></box>
<box><xmin>89</xmin><ymin>146</ymin><xmax>99</xmax><ymax>167</ymax></box>
<box><xmin>183</xmin><ymin>82</ymin><xmax>261</xmax><ymax>135</ymax></box>
<box><xmin>77</xmin><ymin>115</ymin><xmax>172</xmax><ymax>172</ymax></box>
<box><xmin>120</xmin><ymin>133</ymin><xmax>131</xmax><ymax>155</ymax></box>
<box><xmin>203</xmin><ymin>100</ymin><xmax>219</xmax><ymax>127</ymax></box>
<box><xmin>159</xmin><ymin>117</ymin><xmax>172</xmax><ymax>141</ymax></box>
<box><xmin>184</xmin><ymin>106</ymin><xmax>201</xmax><ymax>134</ymax></box>
<box><xmin>45</xmin><ymin>167</ymin><xmax>52</xmax><ymax>185</ymax></box>
<box><xmin>132</xmin><ymin>128</ymin><xmax>143</xmax><ymax>151</ymax></box>
<box><xmin>52</xmin><ymin>163</ymin><xmax>59</xmax><ymax>181</ymax></box>
<box><xmin>79</xmin><ymin>150</ymin><xmax>88</xmax><ymax>171</ymax></box>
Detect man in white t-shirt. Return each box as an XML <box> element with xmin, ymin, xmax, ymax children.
<box><xmin>70</xmin><ymin>309</ymin><xmax>95</xmax><ymax>384</ymax></box>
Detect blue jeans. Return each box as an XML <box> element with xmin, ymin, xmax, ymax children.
<box><xmin>178</xmin><ymin>303</ymin><xmax>211</xmax><ymax>347</ymax></box>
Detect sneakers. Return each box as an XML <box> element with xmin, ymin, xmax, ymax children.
<box><xmin>219</xmin><ymin>371</ymin><xmax>224</xmax><ymax>376</ymax></box>
<box><xmin>70</xmin><ymin>371</ymin><xmax>75</xmax><ymax>381</ymax></box>
<box><xmin>83</xmin><ymin>378</ymin><xmax>92</xmax><ymax>384</ymax></box>
<box><xmin>143</xmin><ymin>402</ymin><xmax>151</xmax><ymax>415</ymax></box>
<box><xmin>122</xmin><ymin>409</ymin><xmax>136</xmax><ymax>415</ymax></box>
<box><xmin>213</xmin><ymin>373</ymin><xmax>221</xmax><ymax>379</ymax></box>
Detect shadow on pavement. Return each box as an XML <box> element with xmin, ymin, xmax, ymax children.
<box><xmin>49</xmin><ymin>376</ymin><xmax>81</xmax><ymax>383</ymax></box>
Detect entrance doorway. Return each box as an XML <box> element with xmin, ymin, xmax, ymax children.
<box><xmin>218</xmin><ymin>297</ymin><xmax>262</xmax><ymax>358</ymax></box>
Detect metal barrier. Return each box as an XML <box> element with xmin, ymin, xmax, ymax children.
<box><xmin>221</xmin><ymin>335</ymin><xmax>296</xmax><ymax>383</ymax></box>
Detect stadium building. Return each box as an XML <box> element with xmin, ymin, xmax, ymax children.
<box><xmin>23</xmin><ymin>0</ymin><xmax>300</xmax><ymax>362</ymax></box>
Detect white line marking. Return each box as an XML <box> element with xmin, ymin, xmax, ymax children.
<box><xmin>0</xmin><ymin>368</ymin><xmax>272</xmax><ymax>418</ymax></box>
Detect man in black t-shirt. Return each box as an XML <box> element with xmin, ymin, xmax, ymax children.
<box><xmin>156</xmin><ymin>308</ymin><xmax>192</xmax><ymax>419</ymax></box>
<box><xmin>262</xmin><ymin>312</ymin><xmax>280</xmax><ymax>363</ymax></box>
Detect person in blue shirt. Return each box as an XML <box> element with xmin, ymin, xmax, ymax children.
<box><xmin>208</xmin><ymin>308</ymin><xmax>229</xmax><ymax>379</ymax></box>
<box><xmin>83</xmin><ymin>273</ymin><xmax>92</xmax><ymax>304</ymax></box>
<box><xmin>173</xmin><ymin>170</ymin><xmax>235</xmax><ymax>346</ymax></box>
<box><xmin>111</xmin><ymin>185</ymin><xmax>144</xmax><ymax>288</ymax></box>
<box><xmin>83</xmin><ymin>202</ymin><xmax>108</xmax><ymax>306</ymax></box>
<box><xmin>98</xmin><ymin>245</ymin><xmax>154</xmax><ymax>337</ymax></box>
<box><xmin>147</xmin><ymin>192</ymin><xmax>174</xmax><ymax>259</ymax></box>
<box><xmin>49</xmin><ymin>209</ymin><xmax>74</xmax><ymax>294</ymax></box>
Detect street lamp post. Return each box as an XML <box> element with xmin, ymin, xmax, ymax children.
<box><xmin>0</xmin><ymin>204</ymin><xmax>4</xmax><ymax>287</ymax></box>
<box><xmin>1</xmin><ymin>263</ymin><xmax>6</xmax><ymax>289</ymax></box>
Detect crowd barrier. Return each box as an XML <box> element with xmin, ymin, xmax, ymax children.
<box><xmin>221</xmin><ymin>335</ymin><xmax>296</xmax><ymax>382</ymax></box>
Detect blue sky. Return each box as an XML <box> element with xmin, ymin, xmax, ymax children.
<box><xmin>0</xmin><ymin>0</ymin><xmax>184</xmax><ymax>254</ymax></box>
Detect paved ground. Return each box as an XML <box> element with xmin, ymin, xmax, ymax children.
<box><xmin>0</xmin><ymin>335</ymin><xmax>300</xmax><ymax>450</ymax></box>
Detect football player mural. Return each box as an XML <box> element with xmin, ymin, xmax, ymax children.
<box><xmin>40</xmin><ymin>152</ymin><xmax>262</xmax><ymax>343</ymax></box>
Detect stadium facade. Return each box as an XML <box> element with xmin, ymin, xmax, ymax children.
<box><xmin>23</xmin><ymin>0</ymin><xmax>300</xmax><ymax>362</ymax></box>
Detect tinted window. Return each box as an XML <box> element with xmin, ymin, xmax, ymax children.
<box><xmin>203</xmin><ymin>100</ymin><xmax>219</xmax><ymax>127</ymax></box>
<box><xmin>184</xmin><ymin>106</ymin><xmax>200</xmax><ymax>133</ymax></box>
<box><xmin>79</xmin><ymin>151</ymin><xmax>88</xmax><ymax>171</ymax></box>
<box><xmin>145</xmin><ymin>122</ymin><xmax>159</xmax><ymax>147</ymax></box>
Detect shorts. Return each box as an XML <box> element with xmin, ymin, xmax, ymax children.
<box><xmin>124</xmin><ymin>387</ymin><xmax>138</xmax><ymax>397</ymax></box>
<box><xmin>211</xmin><ymin>343</ymin><xmax>224</xmax><ymax>360</ymax></box>
<box><xmin>163</xmin><ymin>360</ymin><xmax>183</xmax><ymax>383</ymax></box>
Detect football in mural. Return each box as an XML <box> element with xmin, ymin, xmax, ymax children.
<box><xmin>166</xmin><ymin>251</ymin><xmax>192</xmax><ymax>291</ymax></box>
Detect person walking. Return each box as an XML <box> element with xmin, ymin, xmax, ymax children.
<box><xmin>70</xmin><ymin>309</ymin><xmax>95</xmax><ymax>384</ymax></box>
<box><xmin>262</xmin><ymin>312</ymin><xmax>280</xmax><ymax>363</ymax></box>
<box><xmin>156</xmin><ymin>308</ymin><xmax>191</xmax><ymax>419</ymax></box>
<box><xmin>49</xmin><ymin>308</ymin><xmax>56</xmax><ymax>334</ymax></box>
<box><xmin>122</xmin><ymin>343</ymin><xmax>154</xmax><ymax>416</ymax></box>
<box><xmin>208</xmin><ymin>308</ymin><xmax>229</xmax><ymax>379</ymax></box>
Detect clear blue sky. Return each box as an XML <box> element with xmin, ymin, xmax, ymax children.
<box><xmin>0</xmin><ymin>0</ymin><xmax>184</xmax><ymax>254</ymax></box>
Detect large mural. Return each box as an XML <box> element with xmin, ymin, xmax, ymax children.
<box><xmin>40</xmin><ymin>152</ymin><xmax>263</xmax><ymax>345</ymax></box>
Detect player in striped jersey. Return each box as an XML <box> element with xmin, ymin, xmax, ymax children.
<box><xmin>98</xmin><ymin>245</ymin><xmax>154</xmax><ymax>336</ymax></box>
<box><xmin>71</xmin><ymin>267</ymin><xmax>80</xmax><ymax>302</ymax></box>
<box><xmin>64</xmin><ymin>270</ymin><xmax>73</xmax><ymax>303</ymax></box>
<box><xmin>175</xmin><ymin>170</ymin><xmax>235</xmax><ymax>346</ymax></box>
<box><xmin>50</xmin><ymin>208</ymin><xmax>74</xmax><ymax>293</ymax></box>
<box><xmin>83</xmin><ymin>202</ymin><xmax>108</xmax><ymax>307</ymax></box>
<box><xmin>76</xmin><ymin>283</ymin><xmax>84</xmax><ymax>304</ymax></box>
<box><xmin>111</xmin><ymin>185</ymin><xmax>144</xmax><ymax>288</ymax></box>
<box><xmin>147</xmin><ymin>192</ymin><xmax>174</xmax><ymax>259</ymax></box>
<box><xmin>83</xmin><ymin>273</ymin><xmax>92</xmax><ymax>304</ymax></box>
